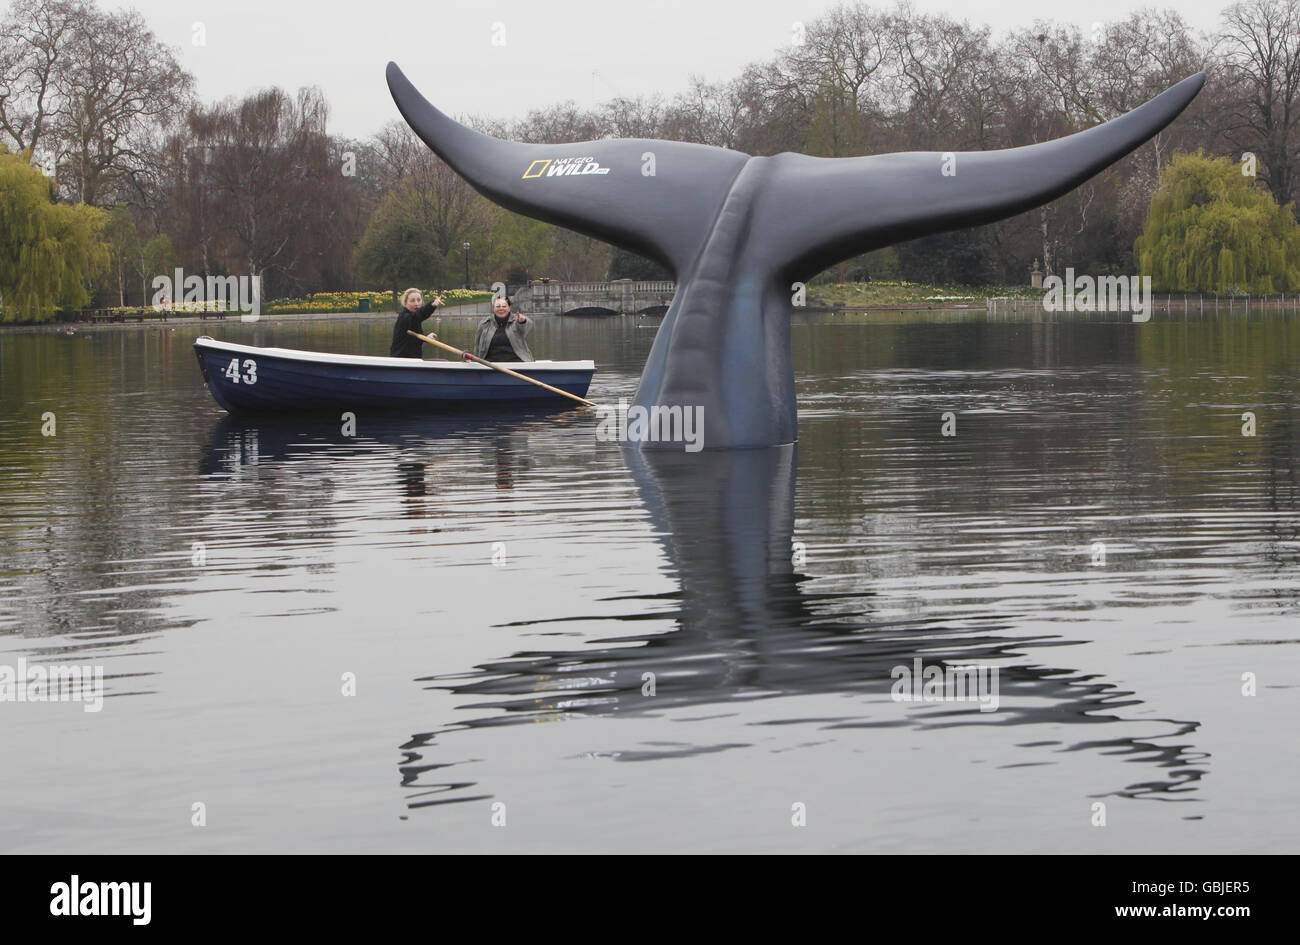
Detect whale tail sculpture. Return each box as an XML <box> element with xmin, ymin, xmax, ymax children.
<box><xmin>386</xmin><ymin>62</ymin><xmax>1204</xmax><ymax>449</ymax></box>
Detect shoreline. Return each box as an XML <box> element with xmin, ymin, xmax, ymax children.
<box><xmin>0</xmin><ymin>303</ymin><xmax>495</xmax><ymax>335</ymax></box>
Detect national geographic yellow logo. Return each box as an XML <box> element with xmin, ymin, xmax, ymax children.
<box><xmin>522</xmin><ymin>156</ymin><xmax>611</xmax><ymax>179</ymax></box>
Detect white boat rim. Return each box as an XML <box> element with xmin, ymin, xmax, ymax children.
<box><xmin>194</xmin><ymin>336</ymin><xmax>594</xmax><ymax>371</ymax></box>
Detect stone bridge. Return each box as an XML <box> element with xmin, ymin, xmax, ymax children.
<box><xmin>516</xmin><ymin>279</ymin><xmax>675</xmax><ymax>315</ymax></box>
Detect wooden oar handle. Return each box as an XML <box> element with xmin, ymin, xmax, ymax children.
<box><xmin>406</xmin><ymin>330</ymin><xmax>596</xmax><ymax>407</ymax></box>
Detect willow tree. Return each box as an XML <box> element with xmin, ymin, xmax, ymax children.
<box><xmin>0</xmin><ymin>147</ymin><xmax>107</xmax><ymax>321</ymax></box>
<box><xmin>1135</xmin><ymin>151</ymin><xmax>1300</xmax><ymax>293</ymax></box>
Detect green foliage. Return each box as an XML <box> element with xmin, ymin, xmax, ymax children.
<box><xmin>814</xmin><ymin>280</ymin><xmax>1039</xmax><ymax>306</ymax></box>
<box><xmin>811</xmin><ymin>247</ymin><xmax>901</xmax><ymax>284</ymax></box>
<box><xmin>0</xmin><ymin>148</ymin><xmax>108</xmax><ymax>321</ymax></box>
<box><xmin>100</xmin><ymin>207</ymin><xmax>140</xmax><ymax>304</ymax></box>
<box><xmin>895</xmin><ymin>227</ymin><xmax>999</xmax><ymax>286</ymax></box>
<box><xmin>356</xmin><ymin>182</ymin><xmax>445</xmax><ymax>288</ymax></box>
<box><xmin>261</xmin><ymin>288</ymin><xmax>491</xmax><ymax>315</ymax></box>
<box><xmin>607</xmin><ymin>247</ymin><xmax>671</xmax><ymax>281</ymax></box>
<box><xmin>804</xmin><ymin>85</ymin><xmax>870</xmax><ymax>158</ymax></box>
<box><xmin>141</xmin><ymin>234</ymin><xmax>178</xmax><ymax>283</ymax></box>
<box><xmin>461</xmin><ymin>205</ymin><xmax>554</xmax><ymax>285</ymax></box>
<box><xmin>861</xmin><ymin>247</ymin><xmax>901</xmax><ymax>280</ymax></box>
<box><xmin>1135</xmin><ymin>152</ymin><xmax>1300</xmax><ymax>293</ymax></box>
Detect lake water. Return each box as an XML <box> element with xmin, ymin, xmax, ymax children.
<box><xmin>1</xmin><ymin>311</ymin><xmax>1297</xmax><ymax>853</ymax></box>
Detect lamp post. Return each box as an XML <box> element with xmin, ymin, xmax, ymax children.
<box><xmin>462</xmin><ymin>241</ymin><xmax>470</xmax><ymax>289</ymax></box>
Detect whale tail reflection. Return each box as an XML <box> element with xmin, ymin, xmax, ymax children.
<box><xmin>399</xmin><ymin>445</ymin><xmax>1207</xmax><ymax>809</ymax></box>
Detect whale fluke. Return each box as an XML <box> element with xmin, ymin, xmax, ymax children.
<box><xmin>387</xmin><ymin>62</ymin><xmax>1204</xmax><ymax>449</ymax></box>
<box><xmin>386</xmin><ymin>61</ymin><xmax>744</xmax><ymax>275</ymax></box>
<box><xmin>765</xmin><ymin>73</ymin><xmax>1206</xmax><ymax>281</ymax></box>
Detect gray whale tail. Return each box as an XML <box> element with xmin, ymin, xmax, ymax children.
<box><xmin>387</xmin><ymin>62</ymin><xmax>1204</xmax><ymax>449</ymax></box>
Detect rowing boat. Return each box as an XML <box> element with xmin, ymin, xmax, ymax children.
<box><xmin>193</xmin><ymin>337</ymin><xmax>595</xmax><ymax>413</ymax></box>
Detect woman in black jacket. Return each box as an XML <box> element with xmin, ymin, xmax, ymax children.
<box><xmin>389</xmin><ymin>288</ymin><xmax>444</xmax><ymax>357</ymax></box>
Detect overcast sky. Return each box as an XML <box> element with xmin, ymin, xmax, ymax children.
<box><xmin>108</xmin><ymin>0</ymin><xmax>1231</xmax><ymax>140</ymax></box>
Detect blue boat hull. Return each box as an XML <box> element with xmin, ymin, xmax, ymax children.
<box><xmin>194</xmin><ymin>337</ymin><xmax>595</xmax><ymax>413</ymax></box>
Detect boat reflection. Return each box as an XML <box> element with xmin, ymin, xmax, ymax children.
<box><xmin>200</xmin><ymin>410</ymin><xmax>568</xmax><ymax>489</ymax></box>
<box><xmin>399</xmin><ymin>445</ymin><xmax>1208</xmax><ymax>809</ymax></box>
<box><xmin>200</xmin><ymin>410</ymin><xmax>567</xmax><ymax>540</ymax></box>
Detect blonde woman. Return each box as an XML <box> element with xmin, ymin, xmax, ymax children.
<box><xmin>389</xmin><ymin>288</ymin><xmax>444</xmax><ymax>358</ymax></box>
<box><xmin>473</xmin><ymin>295</ymin><xmax>533</xmax><ymax>362</ymax></box>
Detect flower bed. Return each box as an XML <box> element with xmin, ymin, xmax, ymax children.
<box><xmin>262</xmin><ymin>289</ymin><xmax>492</xmax><ymax>315</ymax></box>
<box><xmin>815</xmin><ymin>281</ymin><xmax>1040</xmax><ymax>306</ymax></box>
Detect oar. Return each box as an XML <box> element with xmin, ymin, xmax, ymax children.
<box><xmin>407</xmin><ymin>330</ymin><xmax>597</xmax><ymax>407</ymax></box>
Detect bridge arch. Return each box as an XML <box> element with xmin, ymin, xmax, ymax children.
<box><xmin>518</xmin><ymin>280</ymin><xmax>675</xmax><ymax>316</ymax></box>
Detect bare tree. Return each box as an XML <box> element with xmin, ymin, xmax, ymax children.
<box><xmin>1088</xmin><ymin>11</ymin><xmax>1208</xmax><ymax>249</ymax></box>
<box><xmin>0</xmin><ymin>0</ymin><xmax>192</xmax><ymax>202</ymax></box>
<box><xmin>369</xmin><ymin>119</ymin><xmax>430</xmax><ymax>188</ymax></box>
<box><xmin>662</xmin><ymin>75</ymin><xmax>747</xmax><ymax>148</ymax></box>
<box><xmin>156</xmin><ymin>86</ymin><xmax>360</xmax><ymax>296</ymax></box>
<box><xmin>410</xmin><ymin>154</ymin><xmax>482</xmax><ymax>261</ymax></box>
<box><xmin>1217</xmin><ymin>0</ymin><xmax>1300</xmax><ymax>206</ymax></box>
<box><xmin>887</xmin><ymin>5</ymin><xmax>998</xmax><ymax>150</ymax></box>
<box><xmin>599</xmin><ymin>94</ymin><xmax>664</xmax><ymax>139</ymax></box>
<box><xmin>510</xmin><ymin>100</ymin><xmax>605</xmax><ymax>143</ymax></box>
<box><xmin>0</xmin><ymin>0</ymin><xmax>87</xmax><ymax>161</ymax></box>
<box><xmin>56</xmin><ymin>6</ymin><xmax>192</xmax><ymax>204</ymax></box>
<box><xmin>1002</xmin><ymin>23</ymin><xmax>1107</xmax><ymax>275</ymax></box>
<box><xmin>766</xmin><ymin>2</ymin><xmax>892</xmax><ymax>156</ymax></box>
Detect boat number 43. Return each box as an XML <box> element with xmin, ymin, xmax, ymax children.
<box><xmin>224</xmin><ymin>358</ymin><xmax>258</xmax><ymax>384</ymax></box>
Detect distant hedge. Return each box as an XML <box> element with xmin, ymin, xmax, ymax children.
<box><xmin>262</xmin><ymin>289</ymin><xmax>492</xmax><ymax>315</ymax></box>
